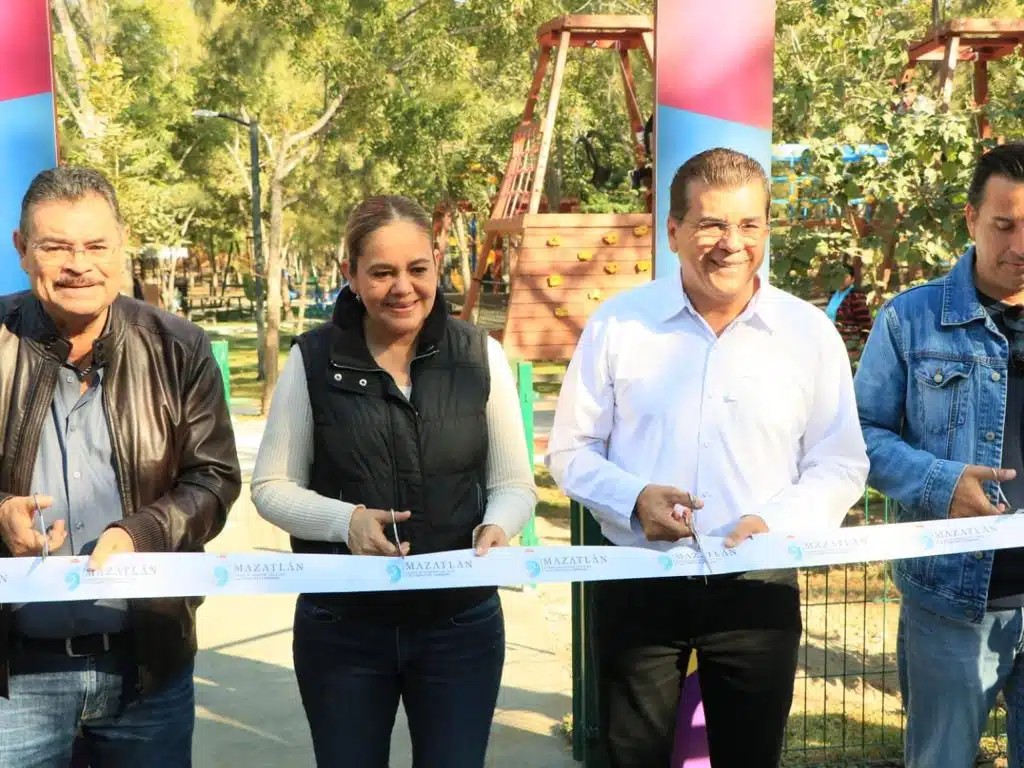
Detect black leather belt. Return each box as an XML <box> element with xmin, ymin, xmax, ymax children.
<box><xmin>13</xmin><ymin>632</ymin><xmax>131</xmax><ymax>658</ymax></box>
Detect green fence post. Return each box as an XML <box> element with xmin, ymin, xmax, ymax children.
<box><xmin>571</xmin><ymin>500</ymin><xmax>606</xmax><ymax>766</ymax></box>
<box><xmin>517</xmin><ymin>361</ymin><xmax>539</xmax><ymax>547</ymax></box>
<box><xmin>209</xmin><ymin>339</ymin><xmax>231</xmax><ymax>405</ymax></box>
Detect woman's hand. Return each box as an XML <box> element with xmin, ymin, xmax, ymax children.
<box><xmin>474</xmin><ymin>524</ymin><xmax>509</xmax><ymax>556</ymax></box>
<box><xmin>348</xmin><ymin>506</ymin><xmax>411</xmax><ymax>556</ymax></box>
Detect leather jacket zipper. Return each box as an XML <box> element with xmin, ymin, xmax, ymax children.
<box><xmin>11</xmin><ymin>358</ymin><xmax>59</xmax><ymax>493</ymax></box>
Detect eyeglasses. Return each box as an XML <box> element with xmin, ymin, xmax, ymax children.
<box><xmin>30</xmin><ymin>241</ymin><xmax>120</xmax><ymax>265</ymax></box>
<box><xmin>693</xmin><ymin>221</ymin><xmax>767</xmax><ymax>245</ymax></box>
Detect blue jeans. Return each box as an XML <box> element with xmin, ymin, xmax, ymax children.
<box><xmin>293</xmin><ymin>592</ymin><xmax>505</xmax><ymax>768</ymax></box>
<box><xmin>0</xmin><ymin>644</ymin><xmax>194</xmax><ymax>767</ymax></box>
<box><xmin>900</xmin><ymin>599</ymin><xmax>1024</xmax><ymax>767</ymax></box>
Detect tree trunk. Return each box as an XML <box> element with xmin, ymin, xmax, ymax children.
<box><xmin>161</xmin><ymin>254</ymin><xmax>177</xmax><ymax>315</ymax></box>
<box><xmin>263</xmin><ymin>178</ymin><xmax>285</xmax><ymax>415</ymax></box>
<box><xmin>282</xmin><ymin>236</ymin><xmax>294</xmax><ymax>320</ymax></box>
<box><xmin>454</xmin><ymin>211</ymin><xmax>472</xmax><ymax>295</ymax></box>
<box><xmin>296</xmin><ymin>259</ymin><xmax>310</xmax><ymax>334</ymax></box>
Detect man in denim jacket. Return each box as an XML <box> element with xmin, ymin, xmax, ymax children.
<box><xmin>856</xmin><ymin>143</ymin><xmax>1024</xmax><ymax>767</ymax></box>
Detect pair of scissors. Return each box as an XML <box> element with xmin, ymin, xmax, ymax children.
<box><xmin>34</xmin><ymin>494</ymin><xmax>48</xmax><ymax>560</ymax></box>
<box><xmin>673</xmin><ymin>503</ymin><xmax>711</xmax><ymax>582</ymax></box>
<box><xmin>994</xmin><ymin>475</ymin><xmax>1020</xmax><ymax>514</ymax></box>
<box><xmin>389</xmin><ymin>509</ymin><xmax>404</xmax><ymax>559</ymax></box>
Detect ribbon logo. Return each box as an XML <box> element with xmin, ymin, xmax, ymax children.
<box><xmin>920</xmin><ymin>533</ymin><xmax>934</xmax><ymax>551</ymax></box>
<box><xmin>386</xmin><ymin>563</ymin><xmax>403</xmax><ymax>584</ymax></box>
<box><xmin>65</xmin><ymin>571</ymin><xmax>80</xmax><ymax>592</ymax></box>
<box><xmin>787</xmin><ymin>544</ymin><xmax>803</xmax><ymax>563</ymax></box>
<box><xmin>657</xmin><ymin>554</ymin><xmax>673</xmax><ymax>572</ymax></box>
<box><xmin>213</xmin><ymin>566</ymin><xmax>230</xmax><ymax>588</ymax></box>
<box><xmin>524</xmin><ymin>560</ymin><xmax>542</xmax><ymax>579</ymax></box>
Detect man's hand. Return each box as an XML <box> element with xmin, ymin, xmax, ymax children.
<box><xmin>474</xmin><ymin>525</ymin><xmax>509</xmax><ymax>556</ymax></box>
<box><xmin>0</xmin><ymin>495</ymin><xmax>66</xmax><ymax>557</ymax></box>
<box><xmin>88</xmin><ymin>527</ymin><xmax>135</xmax><ymax>571</ymax></box>
<box><xmin>949</xmin><ymin>466</ymin><xmax>1017</xmax><ymax>519</ymax></box>
<box><xmin>348</xmin><ymin>507</ymin><xmax>411</xmax><ymax>556</ymax></box>
<box><xmin>634</xmin><ymin>484</ymin><xmax>703</xmax><ymax>543</ymax></box>
<box><xmin>723</xmin><ymin>515</ymin><xmax>769</xmax><ymax>548</ymax></box>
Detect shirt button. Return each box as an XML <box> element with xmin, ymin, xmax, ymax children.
<box><xmin>992</xmin><ymin>371</ymin><xmax>1002</xmax><ymax>382</ymax></box>
<box><xmin>986</xmin><ymin>431</ymin><xmax>996</xmax><ymax>442</ymax></box>
<box><xmin>975</xmin><ymin>551</ymin><xmax>985</xmax><ymax>560</ymax></box>
<box><xmin>933</xmin><ymin>372</ymin><xmax>944</xmax><ymax>383</ymax></box>
<box><xmin>66</xmin><ymin>375</ymin><xmax>75</xmax><ymax>384</ymax></box>
<box><xmin>73</xmin><ymin>471</ymin><xmax>81</xmax><ymax>479</ymax></box>
<box><xmin>75</xmin><ymin>522</ymin><xmax>85</xmax><ymax>532</ymax></box>
<box><xmin>702</xmin><ymin>441</ymin><xmax>710</xmax><ymax>448</ymax></box>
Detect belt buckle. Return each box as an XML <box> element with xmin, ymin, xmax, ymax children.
<box><xmin>65</xmin><ymin>634</ymin><xmax>109</xmax><ymax>658</ymax></box>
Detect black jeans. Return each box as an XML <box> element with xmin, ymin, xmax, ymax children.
<box><xmin>595</xmin><ymin>573</ymin><xmax>802</xmax><ymax>768</ymax></box>
<box><xmin>292</xmin><ymin>591</ymin><xmax>505</xmax><ymax>768</ymax></box>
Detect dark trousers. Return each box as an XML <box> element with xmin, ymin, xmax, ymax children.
<box><xmin>292</xmin><ymin>592</ymin><xmax>505</xmax><ymax>768</ymax></box>
<box><xmin>595</xmin><ymin>573</ymin><xmax>802</xmax><ymax>768</ymax></box>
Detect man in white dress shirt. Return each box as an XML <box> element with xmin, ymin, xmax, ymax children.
<box><xmin>546</xmin><ymin>148</ymin><xmax>869</xmax><ymax>767</ymax></box>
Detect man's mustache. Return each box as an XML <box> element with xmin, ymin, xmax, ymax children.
<box><xmin>54</xmin><ymin>278</ymin><xmax>101</xmax><ymax>288</ymax></box>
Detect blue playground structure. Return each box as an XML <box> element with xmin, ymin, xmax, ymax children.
<box><xmin>771</xmin><ymin>142</ymin><xmax>889</xmax><ymax>221</ymax></box>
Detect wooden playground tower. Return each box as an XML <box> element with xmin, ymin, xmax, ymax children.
<box><xmin>901</xmin><ymin>18</ymin><xmax>1024</xmax><ymax>138</ymax></box>
<box><xmin>459</xmin><ymin>15</ymin><xmax>655</xmax><ymax>362</ymax></box>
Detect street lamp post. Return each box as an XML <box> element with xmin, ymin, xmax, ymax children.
<box><xmin>192</xmin><ymin>109</ymin><xmax>264</xmax><ymax>336</ymax></box>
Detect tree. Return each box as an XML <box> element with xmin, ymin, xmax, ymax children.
<box><xmin>772</xmin><ymin>0</ymin><xmax>1024</xmax><ymax>308</ymax></box>
<box><xmin>50</xmin><ymin>0</ymin><xmax>207</xmax><ymax>285</ymax></box>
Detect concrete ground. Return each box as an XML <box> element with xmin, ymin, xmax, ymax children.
<box><xmin>193</xmin><ymin>420</ymin><xmax>575</xmax><ymax>767</ymax></box>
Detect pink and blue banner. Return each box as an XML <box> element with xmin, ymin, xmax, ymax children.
<box><xmin>654</xmin><ymin>0</ymin><xmax>775</xmax><ymax>282</ymax></box>
<box><xmin>653</xmin><ymin>2</ymin><xmax>777</xmax><ymax>765</ymax></box>
<box><xmin>0</xmin><ymin>0</ymin><xmax>58</xmax><ymax>295</ymax></box>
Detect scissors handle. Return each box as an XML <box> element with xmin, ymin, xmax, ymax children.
<box><xmin>388</xmin><ymin>509</ymin><xmax>404</xmax><ymax>559</ymax></box>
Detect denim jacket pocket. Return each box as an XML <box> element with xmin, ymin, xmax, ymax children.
<box><xmin>912</xmin><ymin>360</ymin><xmax>972</xmax><ymax>438</ymax></box>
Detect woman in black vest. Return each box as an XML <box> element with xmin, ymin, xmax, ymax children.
<box><xmin>251</xmin><ymin>195</ymin><xmax>537</xmax><ymax>767</ymax></box>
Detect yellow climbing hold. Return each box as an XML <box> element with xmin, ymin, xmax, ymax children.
<box><xmin>576</xmin><ymin>250</ymin><xmax>593</xmax><ymax>262</ymax></box>
<box><xmin>604</xmin><ymin>263</ymin><xmax>619</xmax><ymax>275</ymax></box>
<box><xmin>635</xmin><ymin>260</ymin><xmax>651</xmax><ymax>273</ymax></box>
<box><xmin>633</xmin><ymin>224</ymin><xmax>650</xmax><ymax>237</ymax></box>
<box><xmin>587</xmin><ymin>289</ymin><xmax>602</xmax><ymax>300</ymax></box>
<box><xmin>546</xmin><ymin>274</ymin><xmax>563</xmax><ymax>287</ymax></box>
<box><xmin>603</xmin><ymin>232</ymin><xmax>620</xmax><ymax>245</ymax></box>
<box><xmin>546</xmin><ymin>236</ymin><xmax>562</xmax><ymax>247</ymax></box>
<box><xmin>554</xmin><ymin>307</ymin><xmax>569</xmax><ymax>318</ymax></box>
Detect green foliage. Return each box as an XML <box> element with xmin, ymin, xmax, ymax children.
<box><xmin>772</xmin><ymin>0</ymin><xmax>1024</xmax><ymax>304</ymax></box>
<box><xmin>49</xmin><ymin>0</ymin><xmax>1024</xmax><ymax>306</ymax></box>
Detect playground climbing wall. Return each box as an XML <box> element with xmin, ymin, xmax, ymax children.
<box><xmin>498</xmin><ymin>213</ymin><xmax>653</xmax><ymax>362</ymax></box>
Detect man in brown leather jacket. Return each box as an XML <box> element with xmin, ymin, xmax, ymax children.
<box><xmin>0</xmin><ymin>167</ymin><xmax>240</xmax><ymax>766</ymax></box>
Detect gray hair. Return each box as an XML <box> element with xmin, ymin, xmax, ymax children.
<box><xmin>19</xmin><ymin>166</ymin><xmax>124</xmax><ymax>236</ymax></box>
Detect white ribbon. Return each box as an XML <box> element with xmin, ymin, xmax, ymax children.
<box><xmin>3</xmin><ymin>515</ymin><xmax>1021</xmax><ymax>603</ymax></box>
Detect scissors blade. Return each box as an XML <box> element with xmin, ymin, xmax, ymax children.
<box><xmin>34</xmin><ymin>494</ymin><xmax>48</xmax><ymax>560</ymax></box>
<box><xmin>691</xmin><ymin>529</ymin><xmax>712</xmax><ymax>581</ymax></box>
<box><xmin>389</xmin><ymin>509</ymin><xmax>404</xmax><ymax>559</ymax></box>
<box><xmin>995</xmin><ymin>482</ymin><xmax>1021</xmax><ymax>514</ymax></box>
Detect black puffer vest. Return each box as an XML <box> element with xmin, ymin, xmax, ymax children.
<box><xmin>293</xmin><ymin>287</ymin><xmax>492</xmax><ymax>624</ymax></box>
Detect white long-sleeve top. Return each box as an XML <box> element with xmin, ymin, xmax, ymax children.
<box><xmin>545</xmin><ymin>271</ymin><xmax>870</xmax><ymax>550</ymax></box>
<box><xmin>251</xmin><ymin>336</ymin><xmax>537</xmax><ymax>547</ymax></box>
